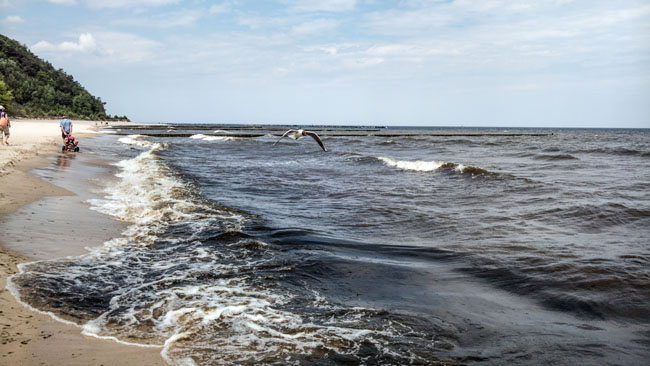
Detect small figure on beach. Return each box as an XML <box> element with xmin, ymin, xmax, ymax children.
<box><xmin>60</xmin><ymin>116</ymin><xmax>73</xmax><ymax>140</ymax></box>
<box><xmin>62</xmin><ymin>134</ymin><xmax>80</xmax><ymax>152</ymax></box>
<box><xmin>0</xmin><ymin>106</ymin><xmax>10</xmax><ymax>145</ymax></box>
<box><xmin>274</xmin><ymin>129</ymin><xmax>328</xmax><ymax>152</ymax></box>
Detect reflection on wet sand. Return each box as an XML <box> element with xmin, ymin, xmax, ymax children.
<box><xmin>56</xmin><ymin>152</ymin><xmax>77</xmax><ymax>170</ymax></box>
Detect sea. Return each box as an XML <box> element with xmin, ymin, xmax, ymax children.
<box><xmin>8</xmin><ymin>125</ymin><xmax>650</xmax><ymax>365</ymax></box>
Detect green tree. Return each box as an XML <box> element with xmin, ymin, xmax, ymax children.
<box><xmin>0</xmin><ymin>79</ymin><xmax>14</xmax><ymax>110</ymax></box>
<box><xmin>72</xmin><ymin>93</ymin><xmax>93</xmax><ymax>115</ymax></box>
<box><xmin>0</xmin><ymin>33</ymin><xmax>127</xmax><ymax>120</ymax></box>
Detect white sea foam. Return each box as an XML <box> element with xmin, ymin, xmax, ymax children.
<box><xmin>204</xmin><ymin>136</ymin><xmax>230</xmax><ymax>141</ymax></box>
<box><xmin>118</xmin><ymin>134</ymin><xmax>155</xmax><ymax>147</ymax></box>
<box><xmin>190</xmin><ymin>134</ymin><xmax>232</xmax><ymax>142</ymax></box>
<box><xmin>378</xmin><ymin>157</ymin><xmax>446</xmax><ymax>172</ymax></box>
<box><xmin>7</xmin><ymin>266</ymin><xmax>80</xmax><ymax>328</ymax></box>
<box><xmin>11</xmin><ymin>134</ymin><xmax>427</xmax><ymax>365</ymax></box>
<box><xmin>7</xmin><ymin>262</ymin><xmax>162</xmax><ymax>350</ymax></box>
<box><xmin>378</xmin><ymin>157</ymin><xmax>492</xmax><ymax>177</ymax></box>
<box><xmin>90</xmin><ymin>135</ymin><xmax>242</xmax><ymax>235</ymax></box>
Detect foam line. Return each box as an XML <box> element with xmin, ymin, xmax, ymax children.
<box><xmin>7</xmin><ymin>265</ymin><xmax>164</xmax><ymax>350</ymax></box>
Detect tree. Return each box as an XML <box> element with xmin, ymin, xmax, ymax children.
<box><xmin>0</xmin><ymin>33</ymin><xmax>127</xmax><ymax>120</ymax></box>
<box><xmin>0</xmin><ymin>79</ymin><xmax>14</xmax><ymax>110</ymax></box>
<box><xmin>72</xmin><ymin>93</ymin><xmax>93</xmax><ymax>116</ymax></box>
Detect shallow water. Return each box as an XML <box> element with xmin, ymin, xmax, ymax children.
<box><xmin>10</xmin><ymin>126</ymin><xmax>650</xmax><ymax>365</ymax></box>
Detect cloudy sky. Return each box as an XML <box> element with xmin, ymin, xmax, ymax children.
<box><xmin>1</xmin><ymin>0</ymin><xmax>649</xmax><ymax>127</ymax></box>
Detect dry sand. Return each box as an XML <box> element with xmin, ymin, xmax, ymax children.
<box><xmin>0</xmin><ymin>119</ymin><xmax>166</xmax><ymax>365</ymax></box>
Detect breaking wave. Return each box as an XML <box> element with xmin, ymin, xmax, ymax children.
<box><xmin>9</xmin><ymin>135</ymin><xmax>456</xmax><ymax>365</ymax></box>
<box><xmin>189</xmin><ymin>134</ymin><xmax>235</xmax><ymax>142</ymax></box>
<box><xmin>378</xmin><ymin>157</ymin><xmax>496</xmax><ymax>176</ymax></box>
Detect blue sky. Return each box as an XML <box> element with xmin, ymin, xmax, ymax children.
<box><xmin>1</xmin><ymin>0</ymin><xmax>649</xmax><ymax>127</ymax></box>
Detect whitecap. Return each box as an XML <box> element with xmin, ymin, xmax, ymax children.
<box><xmin>190</xmin><ymin>134</ymin><xmax>232</xmax><ymax>142</ymax></box>
<box><xmin>378</xmin><ymin>157</ymin><xmax>445</xmax><ymax>172</ymax></box>
<box><xmin>118</xmin><ymin>134</ymin><xmax>154</xmax><ymax>147</ymax></box>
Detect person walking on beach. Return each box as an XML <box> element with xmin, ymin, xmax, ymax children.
<box><xmin>0</xmin><ymin>105</ymin><xmax>10</xmax><ymax>145</ymax></box>
<box><xmin>60</xmin><ymin>115</ymin><xmax>73</xmax><ymax>140</ymax></box>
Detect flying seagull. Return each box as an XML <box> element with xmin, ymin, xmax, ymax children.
<box><xmin>273</xmin><ymin>129</ymin><xmax>328</xmax><ymax>152</ymax></box>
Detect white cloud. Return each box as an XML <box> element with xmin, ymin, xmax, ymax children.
<box><xmin>4</xmin><ymin>15</ymin><xmax>24</xmax><ymax>22</ymax></box>
<box><xmin>46</xmin><ymin>0</ymin><xmax>179</xmax><ymax>9</ymax></box>
<box><xmin>95</xmin><ymin>32</ymin><xmax>161</xmax><ymax>63</ymax></box>
<box><xmin>285</xmin><ymin>0</ymin><xmax>357</xmax><ymax>12</ymax></box>
<box><xmin>237</xmin><ymin>16</ymin><xmax>289</xmax><ymax>30</ymax></box>
<box><xmin>304</xmin><ymin>45</ymin><xmax>341</xmax><ymax>55</ymax></box>
<box><xmin>32</xmin><ymin>33</ymin><xmax>97</xmax><ymax>53</ymax></box>
<box><xmin>47</xmin><ymin>0</ymin><xmax>76</xmax><ymax>4</ymax></box>
<box><xmin>87</xmin><ymin>0</ymin><xmax>179</xmax><ymax>8</ymax></box>
<box><xmin>343</xmin><ymin>56</ymin><xmax>384</xmax><ymax>69</ymax></box>
<box><xmin>31</xmin><ymin>32</ymin><xmax>160</xmax><ymax>64</ymax></box>
<box><xmin>95</xmin><ymin>0</ymin><xmax>646</xmax><ymax>87</ymax></box>
<box><xmin>114</xmin><ymin>10</ymin><xmax>203</xmax><ymax>28</ymax></box>
<box><xmin>359</xmin><ymin>1</ymin><xmax>650</xmax><ymax>73</ymax></box>
<box><xmin>365</xmin><ymin>43</ymin><xmax>461</xmax><ymax>59</ymax></box>
<box><xmin>291</xmin><ymin>18</ymin><xmax>340</xmax><ymax>36</ymax></box>
<box><xmin>209</xmin><ymin>1</ymin><xmax>234</xmax><ymax>14</ymax></box>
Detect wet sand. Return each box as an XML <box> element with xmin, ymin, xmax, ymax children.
<box><xmin>0</xmin><ymin>119</ymin><xmax>165</xmax><ymax>365</ymax></box>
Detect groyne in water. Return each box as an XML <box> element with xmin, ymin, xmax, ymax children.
<box><xmin>99</xmin><ymin>124</ymin><xmax>553</xmax><ymax>138</ymax></box>
<box><xmin>101</xmin><ymin>129</ymin><xmax>551</xmax><ymax>138</ymax></box>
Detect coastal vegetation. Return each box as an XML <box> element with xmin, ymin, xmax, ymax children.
<box><xmin>0</xmin><ymin>34</ymin><xmax>128</xmax><ymax>121</ymax></box>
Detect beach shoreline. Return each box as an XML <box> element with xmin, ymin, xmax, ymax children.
<box><xmin>0</xmin><ymin>119</ymin><xmax>165</xmax><ymax>365</ymax></box>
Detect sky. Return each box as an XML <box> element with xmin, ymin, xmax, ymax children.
<box><xmin>1</xmin><ymin>0</ymin><xmax>649</xmax><ymax>127</ymax></box>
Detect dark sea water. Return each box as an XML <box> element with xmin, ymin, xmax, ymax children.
<box><xmin>9</xmin><ymin>125</ymin><xmax>650</xmax><ymax>365</ymax></box>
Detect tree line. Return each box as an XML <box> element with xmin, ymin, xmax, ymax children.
<box><xmin>0</xmin><ymin>34</ymin><xmax>128</xmax><ymax>121</ymax></box>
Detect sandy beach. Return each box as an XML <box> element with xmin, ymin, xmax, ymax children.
<box><xmin>0</xmin><ymin>119</ymin><xmax>165</xmax><ymax>365</ymax></box>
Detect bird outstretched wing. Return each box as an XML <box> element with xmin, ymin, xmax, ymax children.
<box><xmin>273</xmin><ymin>129</ymin><xmax>297</xmax><ymax>146</ymax></box>
<box><xmin>305</xmin><ymin>131</ymin><xmax>327</xmax><ymax>152</ymax></box>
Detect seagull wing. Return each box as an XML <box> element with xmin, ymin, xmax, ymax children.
<box><xmin>305</xmin><ymin>131</ymin><xmax>327</xmax><ymax>152</ymax></box>
<box><xmin>273</xmin><ymin>129</ymin><xmax>297</xmax><ymax>146</ymax></box>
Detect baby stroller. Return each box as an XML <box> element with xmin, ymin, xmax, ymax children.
<box><xmin>62</xmin><ymin>135</ymin><xmax>80</xmax><ymax>152</ymax></box>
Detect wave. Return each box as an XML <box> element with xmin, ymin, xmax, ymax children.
<box><xmin>570</xmin><ymin>147</ymin><xmax>650</xmax><ymax>157</ymax></box>
<box><xmin>599</xmin><ymin>147</ymin><xmax>650</xmax><ymax>157</ymax></box>
<box><xmin>90</xmin><ymin>137</ymin><xmax>241</xmax><ymax>237</ymax></box>
<box><xmin>459</xmin><ymin>253</ymin><xmax>650</xmax><ymax>321</ymax></box>
<box><xmin>118</xmin><ymin>134</ymin><xmax>156</xmax><ymax>147</ymax></box>
<box><xmin>189</xmin><ymin>134</ymin><xmax>235</xmax><ymax>142</ymax></box>
<box><xmin>379</xmin><ymin>139</ymin><xmax>396</xmax><ymax>145</ymax></box>
<box><xmin>533</xmin><ymin>153</ymin><xmax>579</xmax><ymax>161</ymax></box>
<box><xmin>9</xmin><ymin>135</ymin><xmax>452</xmax><ymax>365</ymax></box>
<box><xmin>524</xmin><ymin>202</ymin><xmax>650</xmax><ymax>232</ymax></box>
<box><xmin>537</xmin><ymin>146</ymin><xmax>650</xmax><ymax>158</ymax></box>
<box><xmin>378</xmin><ymin>157</ymin><xmax>447</xmax><ymax>172</ymax></box>
<box><xmin>378</xmin><ymin>157</ymin><xmax>496</xmax><ymax>176</ymax></box>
